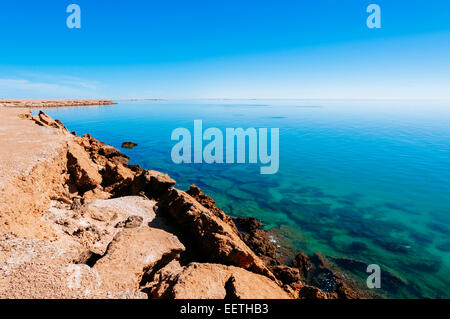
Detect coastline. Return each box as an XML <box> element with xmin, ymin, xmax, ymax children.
<box><xmin>0</xmin><ymin>105</ymin><xmax>373</xmax><ymax>299</ymax></box>
<box><xmin>0</xmin><ymin>99</ymin><xmax>116</xmax><ymax>108</ymax></box>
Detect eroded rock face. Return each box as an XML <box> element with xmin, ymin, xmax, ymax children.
<box><xmin>271</xmin><ymin>265</ymin><xmax>301</xmax><ymax>285</ymax></box>
<box><xmin>292</xmin><ymin>252</ymin><xmax>313</xmax><ymax>278</ymax></box>
<box><xmin>67</xmin><ymin>143</ymin><xmax>103</xmax><ymax>193</ymax></box>
<box><xmin>131</xmin><ymin>169</ymin><xmax>176</xmax><ymax>199</ymax></box>
<box><xmin>99</xmin><ymin>145</ymin><xmax>130</xmax><ymax>165</ymax></box>
<box><xmin>158</xmin><ymin>188</ymin><xmax>274</xmax><ymax>279</ymax></box>
<box><xmin>235</xmin><ymin>217</ymin><xmax>279</xmax><ymax>266</ymax></box>
<box><xmin>147</xmin><ymin>263</ymin><xmax>292</xmax><ymax>299</ymax></box>
<box><xmin>187</xmin><ymin>185</ymin><xmax>239</xmax><ymax>234</ymax></box>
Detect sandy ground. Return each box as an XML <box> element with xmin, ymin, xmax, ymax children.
<box><xmin>0</xmin><ymin>107</ymin><xmax>66</xmax><ymax>188</ymax></box>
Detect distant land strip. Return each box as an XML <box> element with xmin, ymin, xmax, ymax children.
<box><xmin>0</xmin><ymin>99</ymin><xmax>117</xmax><ymax>108</ymax></box>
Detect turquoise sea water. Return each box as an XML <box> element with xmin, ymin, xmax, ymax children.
<box><xmin>42</xmin><ymin>100</ymin><xmax>450</xmax><ymax>298</ymax></box>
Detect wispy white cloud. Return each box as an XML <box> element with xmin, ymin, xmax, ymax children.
<box><xmin>0</xmin><ymin>75</ymin><xmax>102</xmax><ymax>99</ymax></box>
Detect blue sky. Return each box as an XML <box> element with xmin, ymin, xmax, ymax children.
<box><xmin>1</xmin><ymin>0</ymin><xmax>450</xmax><ymax>99</ymax></box>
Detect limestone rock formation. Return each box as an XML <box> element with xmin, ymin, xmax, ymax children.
<box><xmin>235</xmin><ymin>217</ymin><xmax>279</xmax><ymax>266</ymax></box>
<box><xmin>132</xmin><ymin>169</ymin><xmax>176</xmax><ymax>199</ymax></box>
<box><xmin>147</xmin><ymin>263</ymin><xmax>292</xmax><ymax>299</ymax></box>
<box><xmin>93</xmin><ymin>227</ymin><xmax>185</xmax><ymax>292</ymax></box>
<box><xmin>67</xmin><ymin>143</ymin><xmax>103</xmax><ymax>192</ymax></box>
<box><xmin>187</xmin><ymin>184</ymin><xmax>239</xmax><ymax>234</ymax></box>
<box><xmin>157</xmin><ymin>188</ymin><xmax>275</xmax><ymax>280</ymax></box>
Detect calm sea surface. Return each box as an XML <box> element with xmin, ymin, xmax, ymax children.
<box><xmin>42</xmin><ymin>100</ymin><xmax>450</xmax><ymax>298</ymax></box>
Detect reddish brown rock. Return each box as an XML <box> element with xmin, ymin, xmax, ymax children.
<box><xmin>131</xmin><ymin>169</ymin><xmax>176</xmax><ymax>199</ymax></box>
<box><xmin>82</xmin><ymin>186</ymin><xmax>111</xmax><ymax>204</ymax></box>
<box><xmin>67</xmin><ymin>143</ymin><xmax>103</xmax><ymax>192</ymax></box>
<box><xmin>271</xmin><ymin>265</ymin><xmax>302</xmax><ymax>285</ymax></box>
<box><xmin>148</xmin><ymin>263</ymin><xmax>292</xmax><ymax>299</ymax></box>
<box><xmin>187</xmin><ymin>185</ymin><xmax>239</xmax><ymax>234</ymax></box>
<box><xmin>102</xmin><ymin>161</ymin><xmax>135</xmax><ymax>186</ymax></box>
<box><xmin>235</xmin><ymin>217</ymin><xmax>279</xmax><ymax>266</ymax></box>
<box><xmin>158</xmin><ymin>188</ymin><xmax>274</xmax><ymax>279</ymax></box>
<box><xmin>292</xmin><ymin>252</ymin><xmax>313</xmax><ymax>278</ymax></box>
<box><xmin>38</xmin><ymin>111</ymin><xmax>60</xmax><ymax>128</ymax></box>
<box><xmin>298</xmin><ymin>285</ymin><xmax>328</xmax><ymax>299</ymax></box>
<box><xmin>99</xmin><ymin>145</ymin><xmax>130</xmax><ymax>165</ymax></box>
<box><xmin>93</xmin><ymin>227</ymin><xmax>185</xmax><ymax>292</ymax></box>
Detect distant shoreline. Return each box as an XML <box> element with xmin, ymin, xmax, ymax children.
<box><xmin>0</xmin><ymin>99</ymin><xmax>117</xmax><ymax>108</ymax></box>
<box><xmin>0</xmin><ymin>99</ymin><xmax>171</xmax><ymax>108</ymax></box>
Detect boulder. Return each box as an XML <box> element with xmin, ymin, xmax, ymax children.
<box><xmin>148</xmin><ymin>263</ymin><xmax>292</xmax><ymax>299</ymax></box>
<box><xmin>48</xmin><ymin>196</ymin><xmax>157</xmax><ymax>256</ymax></box>
<box><xmin>121</xmin><ymin>141</ymin><xmax>138</xmax><ymax>149</ymax></box>
<box><xmin>132</xmin><ymin>169</ymin><xmax>176</xmax><ymax>199</ymax></box>
<box><xmin>31</xmin><ymin>115</ymin><xmax>44</xmax><ymax>126</ymax></box>
<box><xmin>93</xmin><ymin>227</ymin><xmax>185</xmax><ymax>292</ymax></box>
<box><xmin>38</xmin><ymin>111</ymin><xmax>59</xmax><ymax>127</ymax></box>
<box><xmin>271</xmin><ymin>265</ymin><xmax>302</xmax><ymax>285</ymax></box>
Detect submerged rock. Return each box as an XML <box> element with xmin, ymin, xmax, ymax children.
<box><xmin>121</xmin><ymin>141</ymin><xmax>138</xmax><ymax>149</ymax></box>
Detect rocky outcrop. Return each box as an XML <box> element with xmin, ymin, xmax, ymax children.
<box><xmin>0</xmin><ymin>109</ymin><xmax>368</xmax><ymax>299</ymax></box>
<box><xmin>235</xmin><ymin>217</ymin><xmax>279</xmax><ymax>266</ymax></box>
<box><xmin>146</xmin><ymin>263</ymin><xmax>292</xmax><ymax>299</ymax></box>
<box><xmin>67</xmin><ymin>143</ymin><xmax>103</xmax><ymax>193</ymax></box>
<box><xmin>93</xmin><ymin>227</ymin><xmax>185</xmax><ymax>292</ymax></box>
<box><xmin>187</xmin><ymin>184</ymin><xmax>239</xmax><ymax>234</ymax></box>
<box><xmin>292</xmin><ymin>252</ymin><xmax>313</xmax><ymax>278</ymax></box>
<box><xmin>157</xmin><ymin>188</ymin><xmax>275</xmax><ymax>280</ymax></box>
<box><xmin>131</xmin><ymin>170</ymin><xmax>176</xmax><ymax>199</ymax></box>
<box><xmin>286</xmin><ymin>252</ymin><xmax>370</xmax><ymax>299</ymax></box>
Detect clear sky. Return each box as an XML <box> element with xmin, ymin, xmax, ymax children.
<box><xmin>1</xmin><ymin>0</ymin><xmax>450</xmax><ymax>99</ymax></box>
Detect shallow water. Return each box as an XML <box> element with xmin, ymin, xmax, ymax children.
<box><xmin>42</xmin><ymin>100</ymin><xmax>450</xmax><ymax>298</ymax></box>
